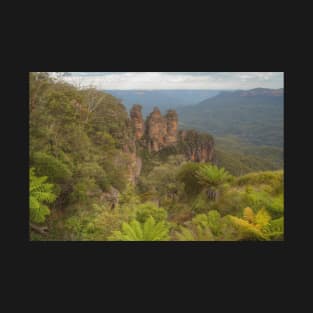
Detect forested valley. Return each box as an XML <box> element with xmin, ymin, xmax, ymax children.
<box><xmin>29</xmin><ymin>72</ymin><xmax>284</xmax><ymax>241</ymax></box>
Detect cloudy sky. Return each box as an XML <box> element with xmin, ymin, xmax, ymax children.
<box><xmin>59</xmin><ymin>72</ymin><xmax>284</xmax><ymax>90</ymax></box>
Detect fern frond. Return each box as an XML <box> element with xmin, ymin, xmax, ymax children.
<box><xmin>255</xmin><ymin>208</ymin><xmax>271</xmax><ymax>230</ymax></box>
<box><xmin>29</xmin><ymin>167</ymin><xmax>56</xmax><ymax>224</ymax></box>
<box><xmin>229</xmin><ymin>215</ymin><xmax>268</xmax><ymax>241</ymax></box>
<box><xmin>176</xmin><ymin>227</ymin><xmax>196</xmax><ymax>241</ymax></box>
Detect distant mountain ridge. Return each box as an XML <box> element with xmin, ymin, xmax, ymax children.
<box><xmin>218</xmin><ymin>88</ymin><xmax>283</xmax><ymax>97</ymax></box>
<box><xmin>178</xmin><ymin>88</ymin><xmax>284</xmax><ymax>148</ymax></box>
<box><xmin>105</xmin><ymin>89</ymin><xmax>223</xmax><ymax>116</ymax></box>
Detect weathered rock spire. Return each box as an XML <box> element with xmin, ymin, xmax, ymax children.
<box><xmin>130</xmin><ymin>104</ymin><xmax>145</xmax><ymax>140</ymax></box>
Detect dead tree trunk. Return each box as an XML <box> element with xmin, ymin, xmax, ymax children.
<box><xmin>30</xmin><ymin>223</ymin><xmax>49</xmax><ymax>236</ymax></box>
<box><xmin>207</xmin><ymin>188</ymin><xmax>219</xmax><ymax>201</ymax></box>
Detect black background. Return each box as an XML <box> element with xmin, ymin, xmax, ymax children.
<box><xmin>3</xmin><ymin>5</ymin><xmax>305</xmax><ymax>310</ymax></box>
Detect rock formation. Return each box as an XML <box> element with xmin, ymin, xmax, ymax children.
<box><xmin>130</xmin><ymin>105</ymin><xmax>214</xmax><ymax>163</ymax></box>
<box><xmin>165</xmin><ymin>110</ymin><xmax>178</xmax><ymax>145</ymax></box>
<box><xmin>130</xmin><ymin>104</ymin><xmax>145</xmax><ymax>140</ymax></box>
<box><xmin>122</xmin><ymin>138</ymin><xmax>142</xmax><ymax>185</ymax></box>
<box><xmin>178</xmin><ymin>130</ymin><xmax>214</xmax><ymax>162</ymax></box>
<box><xmin>146</xmin><ymin>107</ymin><xmax>167</xmax><ymax>152</ymax></box>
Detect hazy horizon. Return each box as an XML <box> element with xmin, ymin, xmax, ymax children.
<box><xmin>55</xmin><ymin>72</ymin><xmax>284</xmax><ymax>90</ymax></box>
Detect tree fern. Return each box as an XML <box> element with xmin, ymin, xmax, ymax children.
<box><xmin>195</xmin><ymin>164</ymin><xmax>233</xmax><ymax>201</ymax></box>
<box><xmin>175</xmin><ymin>225</ymin><xmax>214</xmax><ymax>241</ymax></box>
<box><xmin>267</xmin><ymin>217</ymin><xmax>284</xmax><ymax>240</ymax></box>
<box><xmin>229</xmin><ymin>215</ymin><xmax>268</xmax><ymax>240</ymax></box>
<box><xmin>229</xmin><ymin>207</ymin><xmax>274</xmax><ymax>241</ymax></box>
<box><xmin>175</xmin><ymin>213</ymin><xmax>215</xmax><ymax>241</ymax></box>
<box><xmin>175</xmin><ymin>227</ymin><xmax>197</xmax><ymax>241</ymax></box>
<box><xmin>255</xmin><ymin>208</ymin><xmax>271</xmax><ymax>230</ymax></box>
<box><xmin>109</xmin><ymin>217</ymin><xmax>169</xmax><ymax>241</ymax></box>
<box><xmin>30</xmin><ymin>168</ymin><xmax>56</xmax><ymax>223</ymax></box>
<box><xmin>243</xmin><ymin>207</ymin><xmax>255</xmax><ymax>223</ymax></box>
<box><xmin>196</xmin><ymin>164</ymin><xmax>232</xmax><ymax>189</ymax></box>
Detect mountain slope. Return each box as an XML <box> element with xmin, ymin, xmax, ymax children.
<box><xmin>178</xmin><ymin>88</ymin><xmax>284</xmax><ymax>147</ymax></box>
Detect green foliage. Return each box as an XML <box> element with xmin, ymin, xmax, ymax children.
<box><xmin>196</xmin><ymin>164</ymin><xmax>233</xmax><ymax>189</ymax></box>
<box><xmin>175</xmin><ymin>222</ymin><xmax>214</xmax><ymax>241</ymax></box>
<box><xmin>255</xmin><ymin>208</ymin><xmax>271</xmax><ymax>230</ymax></box>
<box><xmin>96</xmin><ymin>175</ymin><xmax>111</xmax><ymax>192</ymax></box>
<box><xmin>119</xmin><ymin>184</ymin><xmax>140</xmax><ymax>208</ymax></box>
<box><xmin>208</xmin><ymin>188</ymin><xmax>245</xmax><ymax>216</ymax></box>
<box><xmin>268</xmin><ymin>194</ymin><xmax>284</xmax><ymax>218</ymax></box>
<box><xmin>63</xmin><ymin>203</ymin><xmax>130</xmax><ymax>240</ymax></box>
<box><xmin>30</xmin><ymin>72</ymin><xmax>131</xmax><ymax>214</ymax></box>
<box><xmin>177</xmin><ymin>162</ymin><xmax>203</xmax><ymax>197</ymax></box>
<box><xmin>31</xmin><ymin>152</ymin><xmax>72</xmax><ymax>184</ymax></box>
<box><xmin>267</xmin><ymin>217</ymin><xmax>284</xmax><ymax>240</ymax></box>
<box><xmin>192</xmin><ymin>191</ymin><xmax>210</xmax><ymax>214</ymax></box>
<box><xmin>175</xmin><ymin>227</ymin><xmax>198</xmax><ymax>241</ymax></box>
<box><xmin>109</xmin><ymin>217</ymin><xmax>170</xmax><ymax>241</ymax></box>
<box><xmin>29</xmin><ymin>168</ymin><xmax>56</xmax><ymax>224</ymax></box>
<box><xmin>206</xmin><ymin>170</ymin><xmax>284</xmax><ymax>219</ymax></box>
<box><xmin>69</xmin><ymin>177</ymin><xmax>99</xmax><ymax>204</ymax></box>
<box><xmin>207</xmin><ymin>210</ymin><xmax>222</xmax><ymax>236</ymax></box>
<box><xmin>135</xmin><ymin>202</ymin><xmax>168</xmax><ymax>223</ymax></box>
<box><xmin>213</xmin><ymin>136</ymin><xmax>283</xmax><ymax>175</ymax></box>
<box><xmin>174</xmin><ymin>210</ymin><xmax>224</xmax><ymax>241</ymax></box>
<box><xmin>214</xmin><ymin>148</ymin><xmax>279</xmax><ymax>176</ymax></box>
<box><xmin>235</xmin><ymin>170</ymin><xmax>283</xmax><ymax>191</ymax></box>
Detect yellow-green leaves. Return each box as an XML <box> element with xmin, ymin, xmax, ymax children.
<box><xmin>243</xmin><ymin>207</ymin><xmax>255</xmax><ymax>223</ymax></box>
<box><xmin>229</xmin><ymin>215</ymin><xmax>268</xmax><ymax>241</ymax></box>
<box><xmin>229</xmin><ymin>207</ymin><xmax>272</xmax><ymax>241</ymax></box>
<box><xmin>255</xmin><ymin>208</ymin><xmax>271</xmax><ymax>230</ymax></box>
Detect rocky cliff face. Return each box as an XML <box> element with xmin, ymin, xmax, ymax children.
<box><xmin>178</xmin><ymin>129</ymin><xmax>214</xmax><ymax>162</ymax></box>
<box><xmin>165</xmin><ymin>110</ymin><xmax>178</xmax><ymax>145</ymax></box>
<box><xmin>122</xmin><ymin>137</ymin><xmax>142</xmax><ymax>185</ymax></box>
<box><xmin>134</xmin><ymin>106</ymin><xmax>179</xmax><ymax>153</ymax></box>
<box><xmin>130</xmin><ymin>105</ymin><xmax>214</xmax><ymax>163</ymax></box>
<box><xmin>130</xmin><ymin>104</ymin><xmax>145</xmax><ymax>140</ymax></box>
<box><xmin>146</xmin><ymin>107</ymin><xmax>167</xmax><ymax>152</ymax></box>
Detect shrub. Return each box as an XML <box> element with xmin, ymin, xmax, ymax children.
<box><xmin>69</xmin><ymin>177</ymin><xmax>99</xmax><ymax>203</ymax></box>
<box><xmin>207</xmin><ymin>210</ymin><xmax>222</xmax><ymax>236</ymax></box>
<box><xmin>135</xmin><ymin>202</ymin><xmax>168</xmax><ymax>223</ymax></box>
<box><xmin>235</xmin><ymin>170</ymin><xmax>283</xmax><ymax>192</ymax></box>
<box><xmin>177</xmin><ymin>162</ymin><xmax>203</xmax><ymax>197</ymax></box>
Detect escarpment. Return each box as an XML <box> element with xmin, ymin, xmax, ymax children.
<box><xmin>130</xmin><ymin>105</ymin><xmax>214</xmax><ymax>163</ymax></box>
